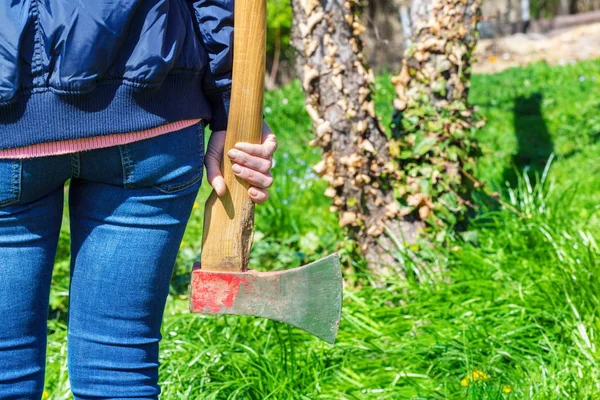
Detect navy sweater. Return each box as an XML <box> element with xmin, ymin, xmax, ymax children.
<box><xmin>0</xmin><ymin>0</ymin><xmax>233</xmax><ymax>150</ymax></box>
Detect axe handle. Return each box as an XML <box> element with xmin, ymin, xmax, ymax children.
<box><xmin>201</xmin><ymin>0</ymin><xmax>266</xmax><ymax>272</ymax></box>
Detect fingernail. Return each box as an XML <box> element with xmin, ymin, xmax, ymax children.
<box><xmin>232</xmin><ymin>164</ymin><xmax>242</xmax><ymax>174</ymax></box>
<box><xmin>215</xmin><ymin>182</ymin><xmax>225</xmax><ymax>196</ymax></box>
<box><xmin>249</xmin><ymin>188</ymin><xmax>258</xmax><ymax>197</ymax></box>
<box><xmin>228</xmin><ymin>149</ymin><xmax>240</xmax><ymax>160</ymax></box>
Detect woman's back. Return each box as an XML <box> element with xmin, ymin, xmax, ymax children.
<box><xmin>0</xmin><ymin>0</ymin><xmax>233</xmax><ymax>149</ymax></box>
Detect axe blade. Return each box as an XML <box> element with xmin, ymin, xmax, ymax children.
<box><xmin>190</xmin><ymin>253</ymin><xmax>342</xmax><ymax>344</ymax></box>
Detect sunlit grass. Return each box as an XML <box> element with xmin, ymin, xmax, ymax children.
<box><xmin>43</xmin><ymin>59</ymin><xmax>600</xmax><ymax>398</ymax></box>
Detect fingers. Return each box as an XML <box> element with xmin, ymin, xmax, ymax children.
<box><xmin>207</xmin><ymin>122</ymin><xmax>277</xmax><ymax>204</ymax></box>
<box><xmin>231</xmin><ymin>164</ymin><xmax>274</xmax><ymax>189</ymax></box>
<box><xmin>248</xmin><ymin>187</ymin><xmax>270</xmax><ymax>204</ymax></box>
<box><xmin>227</xmin><ymin>149</ymin><xmax>272</xmax><ymax>174</ymax></box>
<box><xmin>234</xmin><ymin>133</ymin><xmax>278</xmax><ymax>160</ymax></box>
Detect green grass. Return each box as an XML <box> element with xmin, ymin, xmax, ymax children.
<box><xmin>44</xmin><ymin>59</ymin><xmax>600</xmax><ymax>399</ymax></box>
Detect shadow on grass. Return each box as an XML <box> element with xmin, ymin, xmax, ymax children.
<box><xmin>503</xmin><ymin>93</ymin><xmax>554</xmax><ymax>186</ymax></box>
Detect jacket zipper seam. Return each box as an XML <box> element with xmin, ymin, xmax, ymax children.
<box><xmin>30</xmin><ymin>0</ymin><xmax>45</xmax><ymax>79</ymax></box>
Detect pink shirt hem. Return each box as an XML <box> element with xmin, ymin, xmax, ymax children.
<box><xmin>0</xmin><ymin>119</ymin><xmax>201</xmax><ymax>159</ymax></box>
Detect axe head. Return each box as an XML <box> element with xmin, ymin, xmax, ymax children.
<box><xmin>190</xmin><ymin>253</ymin><xmax>342</xmax><ymax>344</ymax></box>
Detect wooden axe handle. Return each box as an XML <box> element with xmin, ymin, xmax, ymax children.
<box><xmin>201</xmin><ymin>0</ymin><xmax>266</xmax><ymax>272</ymax></box>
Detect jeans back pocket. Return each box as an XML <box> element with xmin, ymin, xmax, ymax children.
<box><xmin>119</xmin><ymin>121</ymin><xmax>205</xmax><ymax>194</ymax></box>
<box><xmin>0</xmin><ymin>159</ymin><xmax>21</xmax><ymax>207</ymax></box>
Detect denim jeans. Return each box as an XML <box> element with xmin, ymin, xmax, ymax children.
<box><xmin>0</xmin><ymin>123</ymin><xmax>205</xmax><ymax>399</ymax></box>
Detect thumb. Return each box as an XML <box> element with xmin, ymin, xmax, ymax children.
<box><xmin>205</xmin><ymin>130</ymin><xmax>227</xmax><ymax>196</ymax></box>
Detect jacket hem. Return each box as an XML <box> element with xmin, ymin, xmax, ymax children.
<box><xmin>0</xmin><ymin>74</ymin><xmax>212</xmax><ymax>150</ymax></box>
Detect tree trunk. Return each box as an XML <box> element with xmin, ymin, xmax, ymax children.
<box><xmin>390</xmin><ymin>0</ymin><xmax>484</xmax><ymax>234</ymax></box>
<box><xmin>559</xmin><ymin>0</ymin><xmax>571</xmax><ymax>15</ymax></box>
<box><xmin>569</xmin><ymin>0</ymin><xmax>578</xmax><ymax>14</ymax></box>
<box><xmin>291</xmin><ymin>0</ymin><xmax>420</xmax><ymax>274</ymax></box>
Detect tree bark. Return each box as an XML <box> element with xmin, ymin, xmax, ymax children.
<box><xmin>291</xmin><ymin>0</ymin><xmax>484</xmax><ymax>274</ymax></box>
<box><xmin>400</xmin><ymin>5</ymin><xmax>413</xmax><ymax>48</ymax></box>
<box><xmin>291</xmin><ymin>0</ymin><xmax>420</xmax><ymax>274</ymax></box>
<box><xmin>390</xmin><ymin>0</ymin><xmax>484</xmax><ymax>234</ymax></box>
<box><xmin>398</xmin><ymin>0</ymin><xmax>481</xmax><ymax>104</ymax></box>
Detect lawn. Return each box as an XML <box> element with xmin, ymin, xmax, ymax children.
<box><xmin>44</xmin><ymin>59</ymin><xmax>600</xmax><ymax>399</ymax></box>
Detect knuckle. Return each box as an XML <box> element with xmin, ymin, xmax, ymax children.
<box><xmin>234</xmin><ymin>152</ymin><xmax>246</xmax><ymax>163</ymax></box>
<box><xmin>205</xmin><ymin>161</ymin><xmax>217</xmax><ymax>173</ymax></box>
<box><xmin>206</xmin><ymin>152</ymin><xmax>220</xmax><ymax>164</ymax></box>
<box><xmin>260</xmin><ymin>160</ymin><xmax>272</xmax><ymax>173</ymax></box>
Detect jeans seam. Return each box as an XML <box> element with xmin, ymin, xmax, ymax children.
<box><xmin>196</xmin><ymin>120</ymin><xmax>205</xmax><ymax>141</ymax></box>
<box><xmin>13</xmin><ymin>160</ymin><xmax>21</xmax><ymax>204</ymax></box>
<box><xmin>0</xmin><ymin>160</ymin><xmax>22</xmax><ymax>207</ymax></box>
<box><xmin>152</xmin><ymin>172</ymin><xmax>203</xmax><ymax>194</ymax></box>
<box><xmin>70</xmin><ymin>153</ymin><xmax>81</xmax><ymax>178</ymax></box>
<box><xmin>119</xmin><ymin>145</ymin><xmax>133</xmax><ymax>188</ymax></box>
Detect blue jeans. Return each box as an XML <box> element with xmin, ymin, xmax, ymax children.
<box><xmin>0</xmin><ymin>123</ymin><xmax>205</xmax><ymax>399</ymax></box>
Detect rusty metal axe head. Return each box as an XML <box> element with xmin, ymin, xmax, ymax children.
<box><xmin>190</xmin><ymin>254</ymin><xmax>342</xmax><ymax>344</ymax></box>
<box><xmin>189</xmin><ymin>0</ymin><xmax>343</xmax><ymax>344</ymax></box>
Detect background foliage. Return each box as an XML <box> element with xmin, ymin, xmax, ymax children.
<box><xmin>266</xmin><ymin>0</ymin><xmax>294</xmax><ymax>83</ymax></box>
<box><xmin>266</xmin><ymin>0</ymin><xmax>292</xmax><ymax>54</ymax></box>
<box><xmin>42</xmin><ymin>59</ymin><xmax>600</xmax><ymax>398</ymax></box>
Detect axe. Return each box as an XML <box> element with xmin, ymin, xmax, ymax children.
<box><xmin>189</xmin><ymin>0</ymin><xmax>343</xmax><ymax>344</ymax></box>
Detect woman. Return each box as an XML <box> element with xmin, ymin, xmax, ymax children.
<box><xmin>0</xmin><ymin>0</ymin><xmax>277</xmax><ymax>398</ymax></box>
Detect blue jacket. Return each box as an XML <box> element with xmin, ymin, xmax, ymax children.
<box><xmin>0</xmin><ymin>0</ymin><xmax>233</xmax><ymax>150</ymax></box>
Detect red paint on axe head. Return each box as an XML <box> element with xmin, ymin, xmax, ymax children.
<box><xmin>191</xmin><ymin>271</ymin><xmax>249</xmax><ymax>313</ymax></box>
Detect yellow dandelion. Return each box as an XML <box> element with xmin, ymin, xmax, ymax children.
<box><xmin>461</xmin><ymin>370</ymin><xmax>489</xmax><ymax>387</ymax></box>
<box><xmin>193</xmin><ymin>202</ymin><xmax>199</xmax><ymax>210</ymax></box>
<box><xmin>42</xmin><ymin>391</ymin><xmax>50</xmax><ymax>400</ymax></box>
<box><xmin>471</xmin><ymin>370</ymin><xmax>489</xmax><ymax>382</ymax></box>
<box><xmin>502</xmin><ymin>385</ymin><xmax>512</xmax><ymax>394</ymax></box>
<box><xmin>180</xmin><ymin>241</ymin><xmax>185</xmax><ymax>249</ymax></box>
<box><xmin>488</xmin><ymin>56</ymin><xmax>498</xmax><ymax>64</ymax></box>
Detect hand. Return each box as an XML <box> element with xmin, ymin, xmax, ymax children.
<box><xmin>205</xmin><ymin>121</ymin><xmax>277</xmax><ymax>204</ymax></box>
